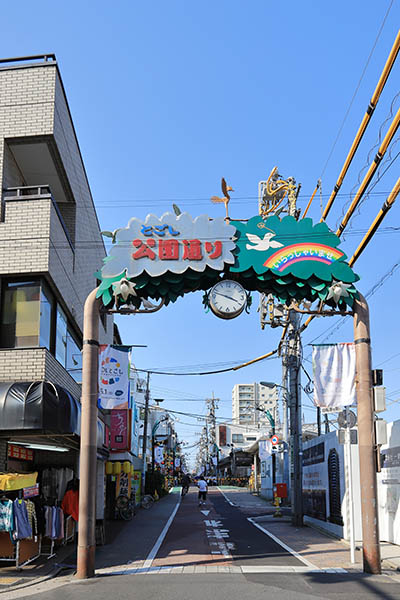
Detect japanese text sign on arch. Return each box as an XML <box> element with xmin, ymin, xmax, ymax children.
<box><xmin>98</xmin><ymin>345</ymin><xmax>130</xmax><ymax>409</ymax></box>
<box><xmin>100</xmin><ymin>213</ymin><xmax>236</xmax><ymax>279</ymax></box>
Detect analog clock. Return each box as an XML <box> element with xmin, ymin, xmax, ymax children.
<box><xmin>209</xmin><ymin>280</ymin><xmax>247</xmax><ymax>320</ymax></box>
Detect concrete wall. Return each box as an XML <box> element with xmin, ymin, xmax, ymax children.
<box><xmin>377</xmin><ymin>419</ymin><xmax>400</xmax><ymax>544</ymax></box>
<box><xmin>302</xmin><ymin>431</ymin><xmax>362</xmax><ymax>541</ymax></box>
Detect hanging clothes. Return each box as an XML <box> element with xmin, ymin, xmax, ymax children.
<box><xmin>44</xmin><ymin>506</ymin><xmax>52</xmax><ymax>538</ymax></box>
<box><xmin>57</xmin><ymin>508</ymin><xmax>64</xmax><ymax>540</ymax></box>
<box><xmin>61</xmin><ymin>489</ymin><xmax>79</xmax><ymax>522</ymax></box>
<box><xmin>0</xmin><ymin>498</ymin><xmax>14</xmax><ymax>532</ymax></box>
<box><xmin>32</xmin><ymin>496</ymin><xmax>46</xmax><ymax>535</ymax></box>
<box><xmin>25</xmin><ymin>500</ymin><xmax>38</xmax><ymax>538</ymax></box>
<box><xmin>13</xmin><ymin>499</ymin><xmax>32</xmax><ymax>540</ymax></box>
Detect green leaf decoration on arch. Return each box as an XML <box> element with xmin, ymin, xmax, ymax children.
<box><xmin>230</xmin><ymin>215</ymin><xmax>359</xmax><ymax>308</ymax></box>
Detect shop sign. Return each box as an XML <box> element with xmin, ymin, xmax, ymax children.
<box><xmin>8</xmin><ymin>445</ymin><xmax>33</xmax><ymax>461</ymax></box>
<box><xmin>131</xmin><ymin>471</ymin><xmax>141</xmax><ymax>504</ymax></box>
<box><xmin>23</xmin><ymin>484</ymin><xmax>39</xmax><ymax>498</ymax></box>
<box><xmin>116</xmin><ymin>472</ymin><xmax>131</xmax><ymax>498</ymax></box>
<box><xmin>98</xmin><ymin>345</ymin><xmax>130</xmax><ymax>409</ymax></box>
<box><xmin>219</xmin><ymin>425</ymin><xmax>227</xmax><ymax>446</ymax></box>
<box><xmin>100</xmin><ymin>213</ymin><xmax>236</xmax><ymax>279</ymax></box>
<box><xmin>110</xmin><ymin>410</ymin><xmax>131</xmax><ymax>451</ymax></box>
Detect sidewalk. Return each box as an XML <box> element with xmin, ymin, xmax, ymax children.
<box><xmin>218</xmin><ymin>486</ymin><xmax>400</xmax><ymax>573</ymax></box>
<box><xmin>0</xmin><ymin>488</ymin><xmax>182</xmax><ymax>593</ymax></box>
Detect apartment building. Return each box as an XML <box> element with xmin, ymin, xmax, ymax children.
<box><xmin>0</xmin><ymin>55</ymin><xmax>115</xmax><ymax>490</ymax></box>
<box><xmin>232</xmin><ymin>382</ymin><xmax>278</xmax><ymax>427</ymax></box>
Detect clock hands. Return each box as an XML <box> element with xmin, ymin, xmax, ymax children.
<box><xmin>215</xmin><ymin>291</ymin><xmax>241</xmax><ymax>304</ymax></box>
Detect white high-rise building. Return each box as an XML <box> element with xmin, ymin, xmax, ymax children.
<box><xmin>232</xmin><ymin>383</ymin><xmax>278</xmax><ymax>427</ymax></box>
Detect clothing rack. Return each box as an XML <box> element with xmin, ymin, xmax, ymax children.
<box><xmin>0</xmin><ymin>533</ymin><xmax>41</xmax><ymax>570</ymax></box>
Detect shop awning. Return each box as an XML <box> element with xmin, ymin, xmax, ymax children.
<box><xmin>0</xmin><ymin>381</ymin><xmax>80</xmax><ymax>436</ymax></box>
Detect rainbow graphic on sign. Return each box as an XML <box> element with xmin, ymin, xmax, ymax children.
<box><xmin>264</xmin><ymin>243</ymin><xmax>344</xmax><ymax>272</ymax></box>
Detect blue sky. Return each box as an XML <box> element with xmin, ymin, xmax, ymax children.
<box><xmin>3</xmin><ymin>1</ymin><xmax>400</xmax><ymax>467</ymax></box>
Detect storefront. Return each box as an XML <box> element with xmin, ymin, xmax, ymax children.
<box><xmin>0</xmin><ymin>381</ymin><xmax>109</xmax><ymax>568</ymax></box>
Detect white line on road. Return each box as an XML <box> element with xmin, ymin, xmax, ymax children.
<box><xmin>247</xmin><ymin>517</ymin><xmax>320</xmax><ymax>570</ymax></box>
<box><xmin>143</xmin><ymin>495</ymin><xmax>181</xmax><ymax>569</ymax></box>
<box><xmin>217</xmin><ymin>487</ymin><xmax>236</xmax><ymax>506</ymax></box>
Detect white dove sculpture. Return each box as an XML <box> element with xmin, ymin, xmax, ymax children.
<box><xmin>245</xmin><ymin>232</ymin><xmax>284</xmax><ymax>251</ymax></box>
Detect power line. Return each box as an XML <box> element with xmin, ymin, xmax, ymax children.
<box><xmin>318</xmin><ymin>0</ymin><xmax>395</xmax><ymax>180</ymax></box>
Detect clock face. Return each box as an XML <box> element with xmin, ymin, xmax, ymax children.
<box><xmin>209</xmin><ymin>280</ymin><xmax>247</xmax><ymax>320</ymax></box>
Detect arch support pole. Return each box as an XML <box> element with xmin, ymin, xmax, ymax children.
<box><xmin>353</xmin><ymin>293</ymin><xmax>381</xmax><ymax>574</ymax></box>
<box><xmin>76</xmin><ymin>288</ymin><xmax>101</xmax><ymax>579</ymax></box>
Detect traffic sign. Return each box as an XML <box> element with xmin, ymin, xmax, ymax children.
<box><xmin>270</xmin><ymin>435</ymin><xmax>279</xmax><ymax>445</ymax></box>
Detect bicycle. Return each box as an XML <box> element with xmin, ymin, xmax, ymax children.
<box><xmin>115</xmin><ymin>494</ymin><xmax>136</xmax><ymax>520</ymax></box>
<box><xmin>141</xmin><ymin>494</ymin><xmax>155</xmax><ymax>510</ymax></box>
<box><xmin>181</xmin><ymin>485</ymin><xmax>189</xmax><ymax>498</ymax></box>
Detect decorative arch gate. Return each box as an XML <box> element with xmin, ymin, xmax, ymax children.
<box><xmin>76</xmin><ymin>202</ymin><xmax>380</xmax><ymax>577</ymax></box>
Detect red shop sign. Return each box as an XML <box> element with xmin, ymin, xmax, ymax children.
<box><xmin>110</xmin><ymin>410</ymin><xmax>131</xmax><ymax>451</ymax></box>
<box><xmin>8</xmin><ymin>444</ymin><xmax>34</xmax><ymax>461</ymax></box>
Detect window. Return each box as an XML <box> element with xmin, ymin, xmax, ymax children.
<box><xmin>0</xmin><ymin>278</ymin><xmax>82</xmax><ymax>378</ymax></box>
<box><xmin>66</xmin><ymin>329</ymin><xmax>82</xmax><ymax>383</ymax></box>
<box><xmin>55</xmin><ymin>305</ymin><xmax>82</xmax><ymax>382</ymax></box>
<box><xmin>55</xmin><ymin>305</ymin><xmax>67</xmax><ymax>363</ymax></box>
<box><xmin>246</xmin><ymin>436</ymin><xmax>257</xmax><ymax>441</ymax></box>
<box><xmin>0</xmin><ymin>280</ymin><xmax>52</xmax><ymax>348</ymax></box>
<box><xmin>232</xmin><ymin>434</ymin><xmax>244</xmax><ymax>444</ymax></box>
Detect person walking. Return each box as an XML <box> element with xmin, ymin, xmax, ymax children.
<box><xmin>197</xmin><ymin>475</ymin><xmax>208</xmax><ymax>506</ymax></box>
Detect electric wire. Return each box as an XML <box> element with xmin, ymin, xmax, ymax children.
<box><xmin>319</xmin><ymin>5</ymin><xmax>396</xmax><ymax>183</ymax></box>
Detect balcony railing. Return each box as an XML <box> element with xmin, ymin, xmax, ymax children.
<box><xmin>3</xmin><ymin>185</ymin><xmax>74</xmax><ymax>252</ymax></box>
<box><xmin>0</xmin><ymin>55</ymin><xmax>56</xmax><ymax>69</ymax></box>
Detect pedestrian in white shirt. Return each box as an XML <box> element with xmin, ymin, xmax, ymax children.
<box><xmin>197</xmin><ymin>476</ymin><xmax>208</xmax><ymax>506</ymax></box>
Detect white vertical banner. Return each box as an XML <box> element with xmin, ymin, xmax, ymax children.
<box><xmin>154</xmin><ymin>446</ymin><xmax>164</xmax><ymax>464</ymax></box>
<box><xmin>258</xmin><ymin>440</ymin><xmax>272</xmax><ymax>461</ymax></box>
<box><xmin>312</xmin><ymin>343</ymin><xmax>356</xmax><ymax>410</ymax></box>
<box><xmin>98</xmin><ymin>345</ymin><xmax>130</xmax><ymax>409</ymax></box>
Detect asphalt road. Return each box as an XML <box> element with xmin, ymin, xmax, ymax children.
<box><xmin>4</xmin><ymin>487</ymin><xmax>400</xmax><ymax>600</ymax></box>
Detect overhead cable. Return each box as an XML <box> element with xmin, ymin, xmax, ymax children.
<box><xmin>322</xmin><ymin>27</ymin><xmax>400</xmax><ymax>221</ymax></box>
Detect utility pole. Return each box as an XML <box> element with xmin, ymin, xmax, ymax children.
<box><xmin>141</xmin><ymin>372</ymin><xmax>150</xmax><ymax>495</ymax></box>
<box><xmin>286</xmin><ymin>177</ymin><xmax>303</xmax><ymax>527</ymax></box>
<box><xmin>206</xmin><ymin>394</ymin><xmax>219</xmax><ymax>477</ymax></box>
<box><xmin>287</xmin><ymin>311</ymin><xmax>303</xmax><ymax>526</ymax></box>
<box><xmin>258</xmin><ymin>170</ymin><xmax>302</xmax><ymax>520</ymax></box>
<box><xmin>353</xmin><ymin>294</ymin><xmax>381</xmax><ymax>574</ymax></box>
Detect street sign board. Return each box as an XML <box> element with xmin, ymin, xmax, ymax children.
<box><xmin>270</xmin><ymin>435</ymin><xmax>279</xmax><ymax>445</ymax></box>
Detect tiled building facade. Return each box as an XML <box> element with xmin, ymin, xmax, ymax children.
<box><xmin>0</xmin><ymin>55</ymin><xmax>115</xmax><ymax>469</ymax></box>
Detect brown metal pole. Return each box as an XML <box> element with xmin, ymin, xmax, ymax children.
<box><xmin>353</xmin><ymin>293</ymin><xmax>381</xmax><ymax>574</ymax></box>
<box><xmin>76</xmin><ymin>287</ymin><xmax>101</xmax><ymax>579</ymax></box>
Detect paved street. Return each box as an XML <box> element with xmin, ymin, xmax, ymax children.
<box><xmin>3</xmin><ymin>487</ymin><xmax>400</xmax><ymax>600</ymax></box>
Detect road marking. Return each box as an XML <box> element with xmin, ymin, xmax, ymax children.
<box><xmin>217</xmin><ymin>487</ymin><xmax>236</xmax><ymax>506</ymax></box>
<box><xmin>204</xmin><ymin>519</ymin><xmax>223</xmax><ymax>527</ymax></box>
<box><xmin>201</xmin><ymin>510</ymin><xmax>210</xmax><ymax>515</ymax></box>
<box><xmin>143</xmin><ymin>495</ymin><xmax>181</xmax><ymax>569</ymax></box>
<box><xmin>247</xmin><ymin>517</ymin><xmax>319</xmax><ymax>569</ymax></box>
<box><xmin>128</xmin><ymin>565</ymin><xmax>349</xmax><ymax>575</ymax></box>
